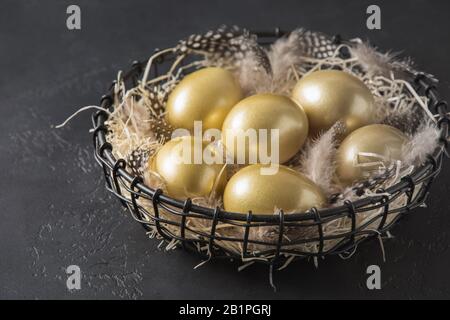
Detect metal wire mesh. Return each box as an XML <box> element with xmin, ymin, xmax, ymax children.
<box><xmin>91</xmin><ymin>29</ymin><xmax>449</xmax><ymax>268</ymax></box>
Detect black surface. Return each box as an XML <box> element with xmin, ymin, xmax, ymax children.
<box><xmin>1</xmin><ymin>0</ymin><xmax>450</xmax><ymax>299</ymax></box>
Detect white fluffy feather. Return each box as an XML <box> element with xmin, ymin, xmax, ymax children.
<box><xmin>267</xmin><ymin>29</ymin><xmax>304</xmax><ymax>92</ymax></box>
<box><xmin>236</xmin><ymin>49</ymin><xmax>271</xmax><ymax>95</ymax></box>
<box><xmin>349</xmin><ymin>41</ymin><xmax>415</xmax><ymax>78</ymax></box>
<box><xmin>235</xmin><ymin>29</ymin><xmax>305</xmax><ymax>95</ymax></box>
<box><xmin>299</xmin><ymin>122</ymin><xmax>345</xmax><ymax>196</ymax></box>
<box><xmin>350</xmin><ymin>41</ymin><xmax>395</xmax><ymax>76</ymax></box>
<box><xmin>402</xmin><ymin>121</ymin><xmax>440</xmax><ymax>166</ymax></box>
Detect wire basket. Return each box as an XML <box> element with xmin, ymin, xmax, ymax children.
<box><xmin>91</xmin><ymin>28</ymin><xmax>449</xmax><ymax>270</ymax></box>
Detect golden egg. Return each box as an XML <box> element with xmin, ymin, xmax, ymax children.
<box><xmin>166</xmin><ymin>67</ymin><xmax>242</xmax><ymax>132</ymax></box>
<box><xmin>223</xmin><ymin>164</ymin><xmax>326</xmax><ymax>214</ymax></box>
<box><xmin>221</xmin><ymin>94</ymin><xmax>308</xmax><ymax>164</ymax></box>
<box><xmin>336</xmin><ymin>124</ymin><xmax>408</xmax><ymax>185</ymax></box>
<box><xmin>291</xmin><ymin>70</ymin><xmax>375</xmax><ymax>136</ymax></box>
<box><xmin>151</xmin><ymin>136</ymin><xmax>226</xmax><ymax>199</ymax></box>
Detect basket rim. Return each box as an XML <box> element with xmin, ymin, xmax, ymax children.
<box><xmin>92</xmin><ymin>28</ymin><xmax>449</xmax><ymax>224</ymax></box>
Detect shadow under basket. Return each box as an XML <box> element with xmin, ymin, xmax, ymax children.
<box><xmin>91</xmin><ymin>28</ymin><xmax>449</xmax><ymax>271</ymax></box>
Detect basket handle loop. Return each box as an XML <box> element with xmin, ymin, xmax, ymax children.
<box><xmin>273</xmin><ymin>209</ymin><xmax>285</xmax><ymax>265</ymax></box>
<box><xmin>128</xmin><ymin>176</ymin><xmax>145</xmax><ymax>224</ymax></box>
<box><xmin>376</xmin><ymin>191</ymin><xmax>390</xmax><ymax>231</ymax></box>
<box><xmin>401</xmin><ymin>175</ymin><xmax>416</xmax><ymax>208</ymax></box>
<box><xmin>111</xmin><ymin>159</ymin><xmax>127</xmax><ymax>205</ymax></box>
<box><xmin>242</xmin><ymin>211</ymin><xmax>253</xmax><ymax>259</ymax></box>
<box><xmin>310</xmin><ymin>207</ymin><xmax>324</xmax><ymax>256</ymax></box>
<box><xmin>207</xmin><ymin>207</ymin><xmax>221</xmax><ymax>258</ymax></box>
<box><xmin>344</xmin><ymin>200</ymin><xmax>357</xmax><ymax>246</ymax></box>
<box><xmin>151</xmin><ymin>188</ymin><xmax>164</xmax><ymax>236</ymax></box>
<box><xmin>179</xmin><ymin>198</ymin><xmax>192</xmax><ymax>249</ymax></box>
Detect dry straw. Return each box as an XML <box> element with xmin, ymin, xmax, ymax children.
<box><xmin>104</xmin><ymin>28</ymin><xmax>440</xmax><ymax>270</ymax></box>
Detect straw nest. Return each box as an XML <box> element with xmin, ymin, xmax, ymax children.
<box><xmin>104</xmin><ymin>26</ymin><xmax>440</xmax><ymax>269</ymax></box>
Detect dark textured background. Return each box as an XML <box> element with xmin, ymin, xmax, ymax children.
<box><xmin>1</xmin><ymin>0</ymin><xmax>450</xmax><ymax>299</ymax></box>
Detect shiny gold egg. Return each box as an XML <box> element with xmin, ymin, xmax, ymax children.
<box><xmin>291</xmin><ymin>70</ymin><xmax>375</xmax><ymax>136</ymax></box>
<box><xmin>151</xmin><ymin>136</ymin><xmax>226</xmax><ymax>199</ymax></box>
<box><xmin>221</xmin><ymin>94</ymin><xmax>309</xmax><ymax>164</ymax></box>
<box><xmin>336</xmin><ymin>124</ymin><xmax>408</xmax><ymax>185</ymax></box>
<box><xmin>166</xmin><ymin>67</ymin><xmax>242</xmax><ymax>132</ymax></box>
<box><xmin>223</xmin><ymin>164</ymin><xmax>326</xmax><ymax>214</ymax></box>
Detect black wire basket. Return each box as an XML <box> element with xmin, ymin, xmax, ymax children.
<box><xmin>91</xmin><ymin>28</ymin><xmax>449</xmax><ymax>270</ymax></box>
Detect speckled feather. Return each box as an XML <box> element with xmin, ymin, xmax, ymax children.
<box><xmin>296</xmin><ymin>30</ymin><xmax>338</xmax><ymax>59</ymax></box>
<box><xmin>127</xmin><ymin>147</ymin><xmax>153</xmax><ymax>177</ymax></box>
<box><xmin>177</xmin><ymin>25</ymin><xmax>271</xmax><ymax>74</ymax></box>
<box><xmin>139</xmin><ymin>85</ymin><xmax>174</xmax><ymax>141</ymax></box>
